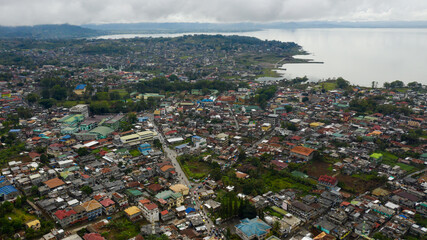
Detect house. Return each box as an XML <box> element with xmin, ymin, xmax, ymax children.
<box><xmin>99</xmin><ymin>198</ymin><xmax>116</xmax><ymax>215</ymax></box>
<box><xmin>43</xmin><ymin>178</ymin><xmax>66</xmax><ymax>190</ymax></box>
<box><xmin>25</xmin><ymin>220</ymin><xmax>41</xmax><ymax>230</ymax></box>
<box><xmin>287</xmin><ymin>201</ymin><xmax>316</xmax><ymax>221</ymax></box>
<box><xmin>290</xmin><ymin>146</ymin><xmax>316</xmax><ymax>161</ymax></box>
<box><xmin>54</xmin><ymin>209</ymin><xmax>77</xmax><ymax>227</ymax></box>
<box><xmin>139</xmin><ymin>201</ymin><xmax>159</xmax><ymax>223</ymax></box>
<box><xmin>124</xmin><ymin>206</ymin><xmax>143</xmax><ymax>221</ymax></box>
<box><xmin>83</xmin><ymin>233</ymin><xmax>105</xmax><ymax>240</ymax></box>
<box><xmin>81</xmin><ymin>200</ymin><xmax>102</xmax><ymax>221</ymax></box>
<box><xmin>112</xmin><ymin>192</ymin><xmax>128</xmax><ymax>208</ymax></box>
<box><xmin>0</xmin><ymin>185</ymin><xmax>20</xmax><ymax>201</ymax></box>
<box><xmin>155</xmin><ymin>190</ymin><xmax>184</xmax><ymax>209</ymax></box>
<box><xmin>73</xmin><ymin>84</ymin><xmax>87</xmax><ymax>96</ymax></box>
<box><xmin>235</xmin><ymin>217</ymin><xmax>272</xmax><ymax>240</ymax></box>
<box><xmin>169</xmin><ymin>184</ymin><xmax>189</xmax><ymax>196</ymax></box>
<box><xmin>318</xmin><ymin>175</ymin><xmax>338</xmax><ymax>188</ymax></box>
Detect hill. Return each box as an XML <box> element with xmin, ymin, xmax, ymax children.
<box><xmin>0</xmin><ymin>24</ymin><xmax>103</xmax><ymax>39</ymax></box>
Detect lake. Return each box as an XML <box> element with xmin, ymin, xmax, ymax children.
<box><xmin>97</xmin><ymin>28</ymin><xmax>427</xmax><ymax>87</ymax></box>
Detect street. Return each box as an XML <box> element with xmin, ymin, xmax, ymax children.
<box><xmin>151</xmin><ymin>118</ymin><xmax>215</xmax><ymax>233</ymax></box>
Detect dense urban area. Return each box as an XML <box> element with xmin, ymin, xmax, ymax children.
<box><xmin>0</xmin><ymin>35</ymin><xmax>426</xmax><ymax>240</ymax></box>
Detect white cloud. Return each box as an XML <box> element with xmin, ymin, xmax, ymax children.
<box><xmin>0</xmin><ymin>0</ymin><xmax>426</xmax><ymax>26</ymax></box>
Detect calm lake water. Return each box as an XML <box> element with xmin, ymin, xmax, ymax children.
<box><xmin>97</xmin><ymin>28</ymin><xmax>427</xmax><ymax>87</ymax></box>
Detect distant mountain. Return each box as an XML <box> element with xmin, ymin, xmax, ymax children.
<box><xmin>82</xmin><ymin>22</ymin><xmax>261</xmax><ymax>34</ymax></box>
<box><xmin>0</xmin><ymin>24</ymin><xmax>103</xmax><ymax>39</ymax></box>
<box><xmin>1</xmin><ymin>21</ymin><xmax>426</xmax><ymax>40</ymax></box>
<box><xmin>84</xmin><ymin>21</ymin><xmax>427</xmax><ymax>34</ymax></box>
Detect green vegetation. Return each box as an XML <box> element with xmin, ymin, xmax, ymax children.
<box><xmin>0</xmin><ymin>199</ymin><xmax>54</xmax><ymax>239</ymax></box>
<box><xmin>178</xmin><ymin>154</ymin><xmax>220</xmax><ymax>180</ymax></box>
<box><xmin>251</xmin><ymin>85</ymin><xmax>277</xmax><ymax>109</ymax></box>
<box><xmin>129</xmin><ymin>149</ymin><xmax>141</xmax><ymax>157</ymax></box>
<box><xmin>215</xmin><ymin>192</ymin><xmax>258</xmax><ymax>220</ymax></box>
<box><xmin>80</xmin><ymin>186</ymin><xmax>93</xmax><ymax>195</ymax></box>
<box><xmin>104</xmin><ymin>217</ymin><xmax>141</xmax><ymax>240</ymax></box>
<box><xmin>350</xmin><ymin>96</ymin><xmax>413</xmax><ymax>116</ymax></box>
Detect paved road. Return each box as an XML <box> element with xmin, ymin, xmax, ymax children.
<box><xmin>151</xmin><ymin>118</ymin><xmax>215</xmax><ymax>232</ymax></box>
<box><xmin>228</xmin><ymin>104</ymin><xmax>240</xmax><ymax>130</ymax></box>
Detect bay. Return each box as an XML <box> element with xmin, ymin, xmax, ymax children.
<box><xmin>97</xmin><ymin>28</ymin><xmax>427</xmax><ymax>87</ymax></box>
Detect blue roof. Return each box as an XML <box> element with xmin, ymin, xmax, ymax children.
<box><xmin>138</xmin><ymin>117</ymin><xmax>149</xmax><ymax>122</ymax></box>
<box><xmin>62</xmin><ymin>135</ymin><xmax>71</xmax><ymax>139</ymax></box>
<box><xmin>186</xmin><ymin>207</ymin><xmax>196</xmax><ymax>213</ymax></box>
<box><xmin>175</xmin><ymin>144</ymin><xmax>188</xmax><ymax>150</ymax></box>
<box><xmin>192</xmin><ymin>136</ymin><xmax>202</xmax><ymax>140</ymax></box>
<box><xmin>139</xmin><ymin>143</ymin><xmax>151</xmax><ymax>148</ymax></box>
<box><xmin>236</xmin><ymin>218</ymin><xmax>271</xmax><ymax>238</ymax></box>
<box><xmin>9</xmin><ymin>129</ymin><xmax>21</xmax><ymax>133</ymax></box>
<box><xmin>0</xmin><ymin>185</ymin><xmax>18</xmax><ymax>196</ymax></box>
<box><xmin>75</xmin><ymin>84</ymin><xmax>87</xmax><ymax>90</ymax></box>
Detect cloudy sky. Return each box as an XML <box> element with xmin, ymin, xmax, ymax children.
<box><xmin>1</xmin><ymin>0</ymin><xmax>427</xmax><ymax>26</ymax></box>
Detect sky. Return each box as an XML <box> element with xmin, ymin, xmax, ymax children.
<box><xmin>1</xmin><ymin>0</ymin><xmax>427</xmax><ymax>26</ymax></box>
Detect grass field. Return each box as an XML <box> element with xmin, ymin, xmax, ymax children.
<box><xmin>5</xmin><ymin>208</ymin><xmax>37</xmax><ymax>223</ymax></box>
<box><xmin>181</xmin><ymin>160</ymin><xmax>212</xmax><ymax>180</ymax></box>
<box><xmin>103</xmin><ymin>217</ymin><xmax>145</xmax><ymax>240</ymax></box>
<box><xmin>129</xmin><ymin>149</ymin><xmax>141</xmax><ymax>157</ymax></box>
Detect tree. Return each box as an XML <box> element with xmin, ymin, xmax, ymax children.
<box><xmin>51</xmin><ymin>85</ymin><xmax>67</xmax><ymax>100</ymax></box>
<box><xmin>26</xmin><ymin>93</ymin><xmax>39</xmax><ymax>104</ymax></box>
<box><xmin>76</xmin><ymin>147</ymin><xmax>89</xmax><ymax>156</ymax></box>
<box><xmin>127</xmin><ymin>112</ymin><xmax>137</xmax><ymax>124</ymax></box>
<box><xmin>390</xmin><ymin>80</ymin><xmax>404</xmax><ymax>89</ymax></box>
<box><xmin>80</xmin><ymin>186</ymin><xmax>93</xmax><ymax>195</ymax></box>
<box><xmin>383</xmin><ymin>82</ymin><xmax>391</xmax><ymax>89</ymax></box>
<box><xmin>336</xmin><ymin>77</ymin><xmax>350</xmax><ymax>89</ymax></box>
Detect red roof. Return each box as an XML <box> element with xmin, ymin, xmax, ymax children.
<box><xmin>83</xmin><ymin>233</ymin><xmax>105</xmax><ymax>240</ymax></box>
<box><xmin>54</xmin><ymin>209</ymin><xmax>76</xmax><ymax>220</ymax></box>
<box><xmin>161</xmin><ymin>210</ymin><xmax>169</xmax><ymax>215</ymax></box>
<box><xmin>144</xmin><ymin>203</ymin><xmax>158</xmax><ymax>210</ymax></box>
<box><xmin>318</xmin><ymin>175</ymin><xmax>338</xmax><ymax>185</ymax></box>
<box><xmin>99</xmin><ymin>198</ymin><xmax>115</xmax><ymax>207</ymax></box>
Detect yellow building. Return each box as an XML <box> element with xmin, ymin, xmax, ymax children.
<box><xmin>124</xmin><ymin>206</ymin><xmax>142</xmax><ymax>221</ymax></box>
<box><xmin>261</xmin><ymin>123</ymin><xmax>272</xmax><ymax>131</ymax></box>
<box><xmin>170</xmin><ymin>184</ymin><xmax>189</xmax><ymax>196</ymax></box>
<box><xmin>310</xmin><ymin>122</ymin><xmax>325</xmax><ymax>128</ymax></box>
<box><xmin>26</xmin><ymin>220</ymin><xmax>41</xmax><ymax>230</ymax></box>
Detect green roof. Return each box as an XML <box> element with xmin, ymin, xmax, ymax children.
<box><xmin>126</xmin><ymin>189</ymin><xmax>143</xmax><ymax>197</ymax></box>
<box><xmin>155</xmin><ymin>190</ymin><xmax>175</xmax><ymax>200</ymax></box>
<box><xmin>420</xmin><ymin>153</ymin><xmax>427</xmax><ymax>158</ymax></box>
<box><xmin>89</xmin><ymin>126</ymin><xmax>114</xmax><ymax>136</ymax></box>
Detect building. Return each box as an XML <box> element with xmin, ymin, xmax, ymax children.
<box><xmin>169</xmin><ymin>184</ymin><xmax>189</xmax><ymax>196</ymax></box>
<box><xmin>139</xmin><ymin>200</ymin><xmax>159</xmax><ymax>223</ymax></box>
<box><xmin>287</xmin><ymin>201</ymin><xmax>316</xmax><ymax>221</ymax></box>
<box><xmin>318</xmin><ymin>175</ymin><xmax>338</xmax><ymax>188</ymax></box>
<box><xmin>155</xmin><ymin>190</ymin><xmax>184</xmax><ymax>209</ymax></box>
<box><xmin>89</xmin><ymin>126</ymin><xmax>114</xmax><ymax>139</ymax></box>
<box><xmin>70</xmin><ymin>104</ymin><xmax>89</xmax><ymax>118</ymax></box>
<box><xmin>290</xmin><ymin>146</ymin><xmax>316</xmax><ymax>161</ymax></box>
<box><xmin>235</xmin><ymin>217</ymin><xmax>272</xmax><ymax>240</ymax></box>
<box><xmin>43</xmin><ymin>178</ymin><xmax>66</xmax><ymax>190</ymax></box>
<box><xmin>25</xmin><ymin>220</ymin><xmax>41</xmax><ymax>230</ymax></box>
<box><xmin>124</xmin><ymin>206</ymin><xmax>143</xmax><ymax>221</ymax></box>
<box><xmin>54</xmin><ymin>209</ymin><xmax>77</xmax><ymax>227</ymax></box>
<box><xmin>81</xmin><ymin>200</ymin><xmax>102</xmax><ymax>221</ymax></box>
<box><xmin>0</xmin><ymin>185</ymin><xmax>20</xmax><ymax>201</ymax></box>
<box><xmin>73</xmin><ymin>84</ymin><xmax>87</xmax><ymax>96</ymax></box>
<box><xmin>99</xmin><ymin>198</ymin><xmax>116</xmax><ymax>216</ymax></box>
<box><xmin>117</xmin><ymin>131</ymin><xmax>155</xmax><ymax>146</ymax></box>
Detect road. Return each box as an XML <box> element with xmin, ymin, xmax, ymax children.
<box><xmin>151</xmin><ymin>118</ymin><xmax>215</xmax><ymax>233</ymax></box>
<box><xmin>228</xmin><ymin>104</ymin><xmax>240</xmax><ymax>130</ymax></box>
